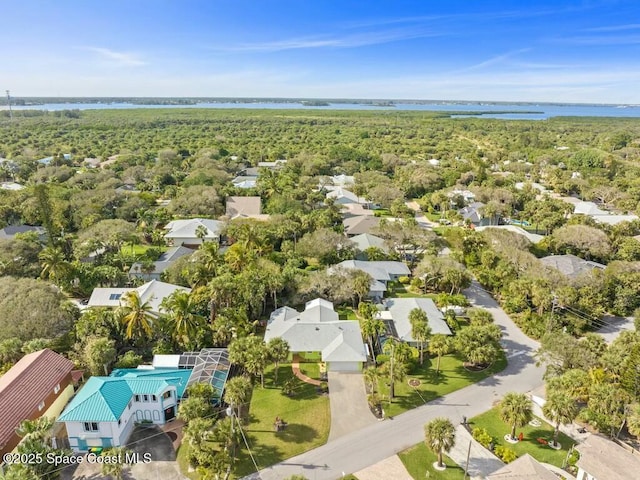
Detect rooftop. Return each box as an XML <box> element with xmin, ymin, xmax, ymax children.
<box><xmin>0</xmin><ymin>349</ymin><xmax>74</xmax><ymax>448</ymax></box>
<box><xmin>576</xmin><ymin>435</ymin><xmax>640</xmax><ymax>480</ymax></box>
<box><xmin>88</xmin><ymin>279</ymin><xmax>190</xmax><ymax>313</ymax></box>
<box><xmin>381</xmin><ymin>297</ymin><xmax>452</xmax><ymax>341</ymax></box>
<box><xmin>540</xmin><ymin>254</ymin><xmax>605</xmax><ymax>278</ymax></box>
<box><xmin>486</xmin><ymin>453</ymin><xmax>557</xmax><ymax>480</ymax></box>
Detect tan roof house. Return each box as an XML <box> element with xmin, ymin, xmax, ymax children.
<box><xmin>485</xmin><ymin>454</ymin><xmax>557</xmax><ymax>480</ymax></box>
<box><xmin>0</xmin><ymin>349</ymin><xmax>76</xmax><ymax>457</ymax></box>
<box><xmin>225</xmin><ymin>196</ymin><xmax>269</xmax><ymax>220</ymax></box>
<box><xmin>576</xmin><ymin>434</ymin><xmax>640</xmax><ymax>480</ymax></box>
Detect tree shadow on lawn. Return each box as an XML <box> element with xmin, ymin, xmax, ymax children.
<box><xmin>234</xmin><ymin>442</ymin><xmax>282</xmax><ymax>477</ymax></box>
<box><xmin>275</xmin><ymin>423</ymin><xmax>319</xmax><ymax>443</ymax></box>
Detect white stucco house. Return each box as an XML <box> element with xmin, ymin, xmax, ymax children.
<box><xmin>87</xmin><ymin>280</ymin><xmax>190</xmax><ymax>316</ymax></box>
<box><xmin>331</xmin><ymin>260</ymin><xmax>411</xmax><ymax>301</ymax></box>
<box><xmin>264</xmin><ymin>298</ymin><xmax>366</xmax><ymax>372</ymax></box>
<box><xmin>164</xmin><ymin>218</ymin><xmax>225</xmax><ymax>246</ymax></box>
<box><xmin>58</xmin><ymin>368</ymin><xmax>191</xmax><ymax>452</ymax></box>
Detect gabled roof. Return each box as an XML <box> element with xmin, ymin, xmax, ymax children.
<box><xmin>576</xmin><ymin>434</ymin><xmax>640</xmax><ymax>480</ymax></box>
<box><xmin>326</xmin><ymin>187</ymin><xmax>363</xmax><ymax>204</ymax></box>
<box><xmin>88</xmin><ymin>280</ymin><xmax>190</xmax><ymax>313</ymax></box>
<box><xmin>58</xmin><ymin>368</ymin><xmax>190</xmax><ymax>423</ymax></box>
<box><xmin>350</xmin><ymin>233</ymin><xmax>388</xmax><ymax>252</ymax></box>
<box><xmin>540</xmin><ymin>254</ymin><xmax>605</xmax><ymax>278</ymax></box>
<box><xmin>486</xmin><ymin>453</ymin><xmax>557</xmax><ymax>480</ymax></box>
<box><xmin>573</xmin><ymin>201</ymin><xmax>608</xmax><ymax>216</ymax></box>
<box><xmin>164</xmin><ymin>218</ymin><xmax>224</xmax><ymax>240</ymax></box>
<box><xmin>226</xmin><ymin>196</ymin><xmax>262</xmax><ymax>217</ymax></box>
<box><xmin>333</xmin><ymin>260</ymin><xmax>410</xmax><ymax>281</ymax></box>
<box><xmin>0</xmin><ymin>349</ymin><xmax>74</xmax><ymax>447</ymax></box>
<box><xmin>129</xmin><ymin>246</ymin><xmax>194</xmax><ymax>276</ymax></box>
<box><xmin>459</xmin><ymin>202</ymin><xmax>485</xmax><ymax>223</ymax></box>
<box><xmin>382</xmin><ymin>297</ymin><xmax>452</xmax><ymax>341</ymax></box>
<box><xmin>264</xmin><ymin>299</ymin><xmax>366</xmax><ymax>363</ymax></box>
<box><xmin>343</xmin><ymin>215</ymin><xmax>381</xmax><ymax>235</ymax></box>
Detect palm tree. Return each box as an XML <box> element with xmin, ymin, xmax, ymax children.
<box><xmin>428</xmin><ymin>334</ymin><xmax>452</xmax><ymax>376</ymax></box>
<box><xmin>267</xmin><ymin>337</ymin><xmax>290</xmax><ymax>383</ymax></box>
<box><xmin>382</xmin><ymin>339</ymin><xmax>411</xmax><ymax>402</ymax></box>
<box><xmin>499</xmin><ymin>392</ymin><xmax>533</xmax><ymax>441</ymax></box>
<box><xmin>39</xmin><ymin>246</ymin><xmax>70</xmax><ymax>285</ymax></box>
<box><xmin>543</xmin><ymin>392</ymin><xmax>578</xmax><ymax>447</ymax></box>
<box><xmin>160</xmin><ymin>290</ymin><xmax>205</xmax><ymax>349</ymax></box>
<box><xmin>359</xmin><ymin>302</ymin><xmax>385</xmax><ymax>362</ymax></box>
<box><xmin>363</xmin><ymin>366</ymin><xmax>380</xmax><ymax>393</ymax></box>
<box><xmin>118</xmin><ymin>291</ymin><xmax>155</xmax><ymax>341</ymax></box>
<box><xmin>223</xmin><ymin>375</ymin><xmax>253</xmax><ymax>418</ymax></box>
<box><xmin>409</xmin><ymin>308</ymin><xmax>431</xmax><ymax>365</ymax></box>
<box><xmin>424</xmin><ymin>417</ymin><xmax>456</xmax><ymax>469</ymax></box>
<box><xmin>195</xmin><ymin>224</ymin><xmax>209</xmax><ymax>243</ymax></box>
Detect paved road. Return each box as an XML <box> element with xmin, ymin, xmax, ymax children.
<box><xmin>248</xmin><ymin>282</ymin><xmax>544</xmax><ymax>480</ymax></box>
<box><xmin>596</xmin><ymin>314</ymin><xmax>634</xmax><ymax>343</ymax></box>
<box><xmin>327</xmin><ymin>372</ymin><xmax>377</xmax><ymax>441</ymax></box>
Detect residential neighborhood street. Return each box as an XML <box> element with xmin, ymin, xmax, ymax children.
<box><xmin>247</xmin><ymin>281</ymin><xmax>545</xmax><ymax>480</ymax></box>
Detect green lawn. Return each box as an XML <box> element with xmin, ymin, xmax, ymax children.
<box><xmin>233</xmin><ymin>364</ymin><xmax>330</xmax><ymax>478</ymax></box>
<box><xmin>377</xmin><ymin>353</ymin><xmax>507</xmax><ymax>418</ymax></box>
<box><xmin>399</xmin><ymin>442</ymin><xmax>464</xmax><ymax>479</ymax></box>
<box><xmin>337</xmin><ymin>305</ymin><xmax>358</xmax><ymax>320</ymax></box>
<box><xmin>470</xmin><ymin>407</ymin><xmax>576</xmax><ymax>467</ymax></box>
<box><xmin>120</xmin><ymin>243</ymin><xmax>168</xmax><ymax>256</ymax></box>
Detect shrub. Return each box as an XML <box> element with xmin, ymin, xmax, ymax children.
<box><xmin>472</xmin><ymin>427</ymin><xmax>493</xmax><ymax>448</ymax></box>
<box><xmin>494</xmin><ymin>445</ymin><xmax>517</xmax><ymax>463</ymax></box>
<box><xmin>398</xmin><ymin>276</ymin><xmax>410</xmax><ymax>285</ymax></box>
<box><xmin>410</xmin><ymin>277</ymin><xmax>423</xmax><ymax>290</ymax></box>
<box><xmin>376</xmin><ymin>354</ymin><xmax>390</xmax><ymax>364</ymax></box>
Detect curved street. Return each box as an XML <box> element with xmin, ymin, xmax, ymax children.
<box><xmin>248</xmin><ymin>281</ymin><xmax>544</xmax><ymax>480</ymax></box>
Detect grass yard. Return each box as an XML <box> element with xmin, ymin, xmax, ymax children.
<box><xmin>233</xmin><ymin>364</ymin><xmax>330</xmax><ymax>478</ymax></box>
<box><xmin>399</xmin><ymin>442</ymin><xmax>464</xmax><ymax>479</ymax></box>
<box><xmin>337</xmin><ymin>305</ymin><xmax>358</xmax><ymax>320</ymax></box>
<box><xmin>470</xmin><ymin>407</ymin><xmax>576</xmax><ymax>467</ymax></box>
<box><xmin>120</xmin><ymin>243</ymin><xmax>168</xmax><ymax>256</ymax></box>
<box><xmin>377</xmin><ymin>353</ymin><xmax>507</xmax><ymax>418</ymax></box>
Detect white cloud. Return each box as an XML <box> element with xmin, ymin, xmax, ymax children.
<box><xmin>80</xmin><ymin>47</ymin><xmax>147</xmax><ymax>67</ymax></box>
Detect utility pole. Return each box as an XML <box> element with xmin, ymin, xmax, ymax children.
<box><xmin>5</xmin><ymin>90</ymin><xmax>13</xmax><ymax>120</ymax></box>
<box><xmin>464</xmin><ymin>439</ymin><xmax>472</xmax><ymax>479</ymax></box>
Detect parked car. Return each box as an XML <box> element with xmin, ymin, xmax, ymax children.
<box><xmin>441</xmin><ymin>305</ymin><xmax>466</xmax><ymax>316</ymax></box>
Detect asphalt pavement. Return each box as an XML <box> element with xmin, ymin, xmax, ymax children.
<box><xmin>247</xmin><ymin>281</ymin><xmax>545</xmax><ymax>480</ymax></box>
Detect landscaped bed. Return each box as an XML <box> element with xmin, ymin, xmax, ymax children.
<box><xmin>377</xmin><ymin>352</ymin><xmax>507</xmax><ymax>418</ymax></box>
<box><xmin>470</xmin><ymin>407</ymin><xmax>576</xmax><ymax>467</ymax></box>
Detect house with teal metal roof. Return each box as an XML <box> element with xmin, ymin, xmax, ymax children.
<box><xmin>58</xmin><ymin>368</ymin><xmax>189</xmax><ymax>452</ymax></box>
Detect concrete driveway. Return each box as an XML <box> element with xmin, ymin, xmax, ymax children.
<box><xmin>64</xmin><ymin>425</ymin><xmax>186</xmax><ymax>480</ymax></box>
<box><xmin>327</xmin><ymin>371</ymin><xmax>378</xmax><ymax>441</ymax></box>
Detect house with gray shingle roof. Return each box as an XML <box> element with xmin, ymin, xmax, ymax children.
<box><xmin>377</xmin><ymin>298</ymin><xmax>452</xmax><ymax>346</ymax></box>
<box><xmin>575</xmin><ymin>434</ymin><xmax>640</xmax><ymax>480</ymax></box>
<box><xmin>540</xmin><ymin>254</ymin><xmax>605</xmax><ymax>279</ymax></box>
<box><xmin>88</xmin><ymin>280</ymin><xmax>190</xmax><ymax>315</ymax></box>
<box><xmin>129</xmin><ymin>246</ymin><xmax>194</xmax><ymax>281</ymax></box>
<box><xmin>59</xmin><ymin>368</ymin><xmax>191</xmax><ymax>452</ymax></box>
<box><xmin>331</xmin><ymin>260</ymin><xmax>410</xmax><ymax>301</ymax></box>
<box><xmin>164</xmin><ymin>218</ymin><xmax>224</xmax><ymax>246</ymax></box>
<box><xmin>343</xmin><ymin>215</ymin><xmax>381</xmax><ymax>236</ymax></box>
<box><xmin>485</xmin><ymin>453</ymin><xmax>556</xmax><ymax>480</ymax></box>
<box><xmin>264</xmin><ymin>298</ymin><xmax>366</xmax><ymax>372</ymax></box>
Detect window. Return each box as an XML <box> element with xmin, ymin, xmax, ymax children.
<box><xmin>135</xmin><ymin>395</ymin><xmax>140</xmax><ymax>402</ymax></box>
<box><xmin>143</xmin><ymin>394</ymin><xmax>149</xmax><ymax>402</ymax></box>
<box><xmin>163</xmin><ymin>391</ymin><xmax>172</xmax><ymax>399</ymax></box>
<box><xmin>83</xmin><ymin>422</ymin><xmax>98</xmax><ymax>432</ymax></box>
<box><xmin>109</xmin><ymin>293</ymin><xmax>122</xmax><ymax>300</ymax></box>
<box><xmin>151</xmin><ymin>395</ymin><xmax>157</xmax><ymax>402</ymax></box>
<box><xmin>38</xmin><ymin>401</ymin><xmax>45</xmax><ymax>411</ymax></box>
<box><xmin>54</xmin><ymin>384</ymin><xmax>60</xmax><ymax>394</ymax></box>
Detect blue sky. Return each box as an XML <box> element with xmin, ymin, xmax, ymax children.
<box><xmin>3</xmin><ymin>0</ymin><xmax>640</xmax><ymax>103</ymax></box>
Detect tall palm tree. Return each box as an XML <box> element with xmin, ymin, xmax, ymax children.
<box><xmin>409</xmin><ymin>308</ymin><xmax>431</xmax><ymax>365</ymax></box>
<box><xmin>267</xmin><ymin>337</ymin><xmax>290</xmax><ymax>384</ymax></box>
<box><xmin>543</xmin><ymin>392</ymin><xmax>578</xmax><ymax>447</ymax></box>
<box><xmin>118</xmin><ymin>291</ymin><xmax>155</xmax><ymax>341</ymax></box>
<box><xmin>39</xmin><ymin>246</ymin><xmax>70</xmax><ymax>285</ymax></box>
<box><xmin>223</xmin><ymin>375</ymin><xmax>253</xmax><ymax>418</ymax></box>
<box><xmin>382</xmin><ymin>339</ymin><xmax>410</xmax><ymax>402</ymax></box>
<box><xmin>359</xmin><ymin>302</ymin><xmax>385</xmax><ymax>362</ymax></box>
<box><xmin>499</xmin><ymin>392</ymin><xmax>533</xmax><ymax>441</ymax></box>
<box><xmin>424</xmin><ymin>417</ymin><xmax>456</xmax><ymax>469</ymax></box>
<box><xmin>428</xmin><ymin>334</ymin><xmax>452</xmax><ymax>376</ymax></box>
<box><xmin>363</xmin><ymin>366</ymin><xmax>381</xmax><ymax>393</ymax></box>
<box><xmin>160</xmin><ymin>290</ymin><xmax>205</xmax><ymax>349</ymax></box>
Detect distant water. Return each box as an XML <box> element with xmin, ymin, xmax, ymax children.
<box><xmin>7</xmin><ymin>101</ymin><xmax>640</xmax><ymax>120</ymax></box>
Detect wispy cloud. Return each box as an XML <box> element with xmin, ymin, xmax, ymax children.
<box><xmin>80</xmin><ymin>47</ymin><xmax>147</xmax><ymax>66</ymax></box>
<box><xmin>212</xmin><ymin>27</ymin><xmax>441</xmax><ymax>53</ymax></box>
<box><xmin>460</xmin><ymin>48</ymin><xmax>532</xmax><ymax>72</ymax></box>
<box><xmin>583</xmin><ymin>23</ymin><xmax>640</xmax><ymax>32</ymax></box>
<box><xmin>557</xmin><ymin>34</ymin><xmax>640</xmax><ymax>46</ymax></box>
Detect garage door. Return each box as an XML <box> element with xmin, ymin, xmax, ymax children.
<box><xmin>328</xmin><ymin>362</ymin><xmax>361</xmax><ymax>372</ymax></box>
